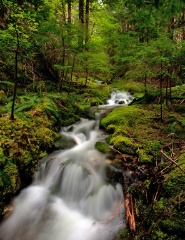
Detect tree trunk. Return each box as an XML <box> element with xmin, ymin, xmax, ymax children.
<box><xmin>160</xmin><ymin>62</ymin><xmax>163</xmax><ymax>122</ymax></box>
<box><xmin>169</xmin><ymin>70</ymin><xmax>172</xmax><ymax>104</ymax></box>
<box><xmin>78</xmin><ymin>0</ymin><xmax>84</xmax><ymax>47</ymax></box>
<box><xmin>68</xmin><ymin>0</ymin><xmax>71</xmax><ymax>24</ymax></box>
<box><xmin>85</xmin><ymin>0</ymin><xmax>90</xmax><ymax>43</ymax></box>
<box><xmin>61</xmin><ymin>0</ymin><xmax>66</xmax><ymax>22</ymax></box>
<box><xmin>60</xmin><ymin>33</ymin><xmax>66</xmax><ymax>91</ymax></box>
<box><xmin>68</xmin><ymin>56</ymin><xmax>75</xmax><ymax>95</ymax></box>
<box><xmin>79</xmin><ymin>0</ymin><xmax>84</xmax><ymax>24</ymax></box>
<box><xmin>166</xmin><ymin>72</ymin><xmax>169</xmax><ymax>106</ymax></box>
<box><xmin>11</xmin><ymin>28</ymin><xmax>19</xmax><ymax>120</ymax></box>
<box><xmin>144</xmin><ymin>74</ymin><xmax>147</xmax><ymax>95</ymax></box>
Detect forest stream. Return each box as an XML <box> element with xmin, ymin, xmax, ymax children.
<box><xmin>0</xmin><ymin>91</ymin><xmax>134</xmax><ymax>240</ymax></box>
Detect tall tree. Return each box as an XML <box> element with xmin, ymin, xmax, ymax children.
<box><xmin>67</xmin><ymin>0</ymin><xmax>72</xmax><ymax>23</ymax></box>
<box><xmin>85</xmin><ymin>0</ymin><xmax>90</xmax><ymax>43</ymax></box>
<box><xmin>79</xmin><ymin>0</ymin><xmax>84</xmax><ymax>24</ymax></box>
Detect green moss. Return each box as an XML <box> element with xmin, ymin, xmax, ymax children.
<box><xmin>94</xmin><ymin>142</ymin><xmax>111</xmax><ymax>153</ymax></box>
<box><xmin>101</xmin><ymin>106</ymin><xmax>153</xmax><ymax>156</ymax></box>
<box><xmin>0</xmin><ymin>114</ymin><xmax>60</xmax><ymax>215</ymax></box>
<box><xmin>143</xmin><ymin>140</ymin><xmax>161</xmax><ymax>156</ymax></box>
<box><xmin>138</xmin><ymin>149</ymin><xmax>153</xmax><ymax>163</ymax></box>
<box><xmin>110</xmin><ymin>135</ymin><xmax>136</xmax><ymax>154</ymax></box>
<box><xmin>3</xmin><ymin>162</ymin><xmax>19</xmax><ymax>194</ymax></box>
<box><xmin>133</xmin><ymin>92</ymin><xmax>145</xmax><ymax>100</ymax></box>
<box><xmin>101</xmin><ymin>105</ymin><xmax>148</xmax><ymax>129</ymax></box>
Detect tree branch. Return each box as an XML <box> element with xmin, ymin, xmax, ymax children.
<box><xmin>160</xmin><ymin>150</ymin><xmax>185</xmax><ymax>174</ymax></box>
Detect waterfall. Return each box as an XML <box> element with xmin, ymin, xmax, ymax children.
<box><xmin>0</xmin><ymin>91</ymin><xmax>133</xmax><ymax>240</ymax></box>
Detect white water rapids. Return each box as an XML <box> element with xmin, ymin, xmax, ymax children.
<box><xmin>0</xmin><ymin>90</ymin><xmax>134</xmax><ymax>240</ymax></box>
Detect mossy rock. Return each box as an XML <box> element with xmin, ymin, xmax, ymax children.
<box><xmin>110</xmin><ymin>135</ymin><xmax>137</xmax><ymax>155</ymax></box>
<box><xmin>133</xmin><ymin>92</ymin><xmax>145</xmax><ymax>100</ymax></box>
<box><xmin>101</xmin><ymin>105</ymin><xmax>149</xmax><ymax>129</ymax></box>
<box><xmin>0</xmin><ymin>114</ymin><xmax>60</xmax><ymax>217</ymax></box>
<box><xmin>94</xmin><ymin>141</ymin><xmax>111</xmax><ymax>153</ymax></box>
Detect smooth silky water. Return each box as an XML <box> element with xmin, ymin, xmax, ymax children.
<box><xmin>0</xmin><ymin>91</ymin><xmax>134</xmax><ymax>240</ymax></box>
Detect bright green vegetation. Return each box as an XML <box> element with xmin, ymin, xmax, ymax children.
<box><xmin>0</xmin><ymin>0</ymin><xmax>185</xmax><ymax>239</ymax></box>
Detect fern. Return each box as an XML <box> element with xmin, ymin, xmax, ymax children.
<box><xmin>42</xmin><ymin>96</ymin><xmax>55</xmax><ymax>105</ymax></box>
<box><xmin>0</xmin><ymin>81</ymin><xmax>14</xmax><ymax>86</ymax></box>
<box><xmin>44</xmin><ymin>105</ymin><xmax>60</xmax><ymax>120</ymax></box>
<box><xmin>15</xmin><ymin>103</ymin><xmax>34</xmax><ymax>112</ymax></box>
<box><xmin>19</xmin><ymin>94</ymin><xmax>41</xmax><ymax>104</ymax></box>
<box><xmin>4</xmin><ymin>101</ymin><xmax>13</xmax><ymax>110</ymax></box>
<box><xmin>14</xmin><ymin>112</ymin><xmax>30</xmax><ymax>123</ymax></box>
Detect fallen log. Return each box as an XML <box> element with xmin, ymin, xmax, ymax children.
<box><xmin>125</xmin><ymin>193</ymin><xmax>136</xmax><ymax>233</ymax></box>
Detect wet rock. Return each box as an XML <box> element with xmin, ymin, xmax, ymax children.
<box><xmin>54</xmin><ymin>135</ymin><xmax>76</xmax><ymax>150</ymax></box>
<box><xmin>106</xmin><ymin>165</ymin><xmax>124</xmax><ymax>185</ymax></box>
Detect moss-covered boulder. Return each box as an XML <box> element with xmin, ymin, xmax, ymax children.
<box><xmin>101</xmin><ymin>105</ymin><xmax>161</xmax><ymax>162</ymax></box>
<box><xmin>0</xmin><ymin>114</ymin><xmax>60</xmax><ymax>216</ymax></box>
<box><xmin>94</xmin><ymin>141</ymin><xmax>111</xmax><ymax>153</ymax></box>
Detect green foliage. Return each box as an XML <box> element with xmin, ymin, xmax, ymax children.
<box><xmin>171</xmin><ymin>84</ymin><xmax>185</xmax><ymax>99</ymax></box>
<box><xmin>164</xmin><ymin>112</ymin><xmax>185</xmax><ymax>139</ymax></box>
<box><xmin>110</xmin><ymin>78</ymin><xmax>155</xmax><ymax>94</ymax></box>
<box><xmin>117</xmin><ymin>229</ymin><xmax>129</xmax><ymax>239</ymax></box>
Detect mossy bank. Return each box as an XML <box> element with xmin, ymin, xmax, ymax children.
<box><xmin>100</xmin><ymin>79</ymin><xmax>185</xmax><ymax>240</ymax></box>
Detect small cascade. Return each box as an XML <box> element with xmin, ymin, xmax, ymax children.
<box><xmin>100</xmin><ymin>90</ymin><xmax>134</xmax><ymax>108</ymax></box>
<box><xmin>0</xmin><ymin>90</ymin><xmax>133</xmax><ymax>240</ymax></box>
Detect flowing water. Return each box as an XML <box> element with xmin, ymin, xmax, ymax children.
<box><xmin>0</xmin><ymin>90</ymin><xmax>134</xmax><ymax>240</ymax></box>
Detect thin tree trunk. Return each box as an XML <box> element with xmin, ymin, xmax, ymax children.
<box><xmin>144</xmin><ymin>74</ymin><xmax>147</xmax><ymax>95</ymax></box>
<box><xmin>166</xmin><ymin>71</ymin><xmax>169</xmax><ymax>107</ymax></box>
<box><xmin>78</xmin><ymin>0</ymin><xmax>84</xmax><ymax>47</ymax></box>
<box><xmin>169</xmin><ymin>71</ymin><xmax>172</xmax><ymax>104</ymax></box>
<box><xmin>68</xmin><ymin>0</ymin><xmax>71</xmax><ymax>24</ymax></box>
<box><xmin>79</xmin><ymin>0</ymin><xmax>84</xmax><ymax>24</ymax></box>
<box><xmin>61</xmin><ymin>0</ymin><xmax>66</xmax><ymax>22</ymax></box>
<box><xmin>84</xmin><ymin>67</ymin><xmax>88</xmax><ymax>86</ymax></box>
<box><xmin>160</xmin><ymin>62</ymin><xmax>163</xmax><ymax>122</ymax></box>
<box><xmin>68</xmin><ymin>56</ymin><xmax>75</xmax><ymax>95</ymax></box>
<box><xmin>11</xmin><ymin>28</ymin><xmax>19</xmax><ymax>120</ymax></box>
<box><xmin>60</xmin><ymin>33</ymin><xmax>66</xmax><ymax>91</ymax></box>
<box><xmin>85</xmin><ymin>0</ymin><xmax>89</xmax><ymax>43</ymax></box>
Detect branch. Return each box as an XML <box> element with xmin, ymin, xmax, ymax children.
<box><xmin>160</xmin><ymin>150</ymin><xmax>185</xmax><ymax>174</ymax></box>
<box><xmin>109</xmin><ymin>146</ymin><xmax>127</xmax><ymax>161</ymax></box>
